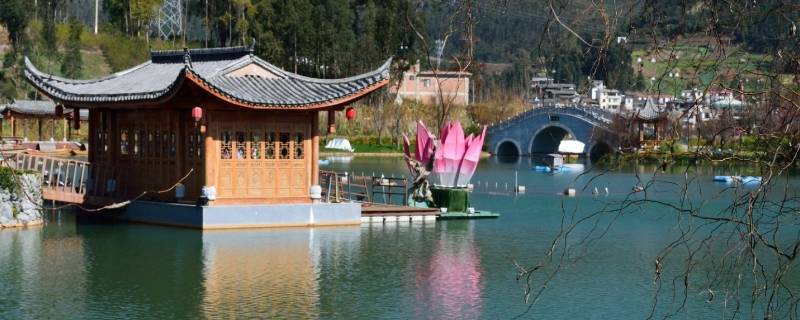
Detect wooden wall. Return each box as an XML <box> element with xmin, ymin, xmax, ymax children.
<box><xmin>87</xmin><ymin>106</ymin><xmax>316</xmax><ymax>206</ymax></box>
<box><xmin>88</xmin><ymin>109</ymin><xmax>204</xmax><ymax>203</ymax></box>
<box><xmin>206</xmin><ymin>110</ymin><xmax>313</xmax><ymax>205</ymax></box>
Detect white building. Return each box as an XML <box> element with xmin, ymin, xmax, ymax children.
<box><xmin>589</xmin><ymin>81</ymin><xmax>623</xmax><ymax>111</ymax></box>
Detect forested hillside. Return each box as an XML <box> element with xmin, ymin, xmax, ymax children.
<box><xmin>0</xmin><ymin>0</ymin><xmax>796</xmax><ymax>142</ymax></box>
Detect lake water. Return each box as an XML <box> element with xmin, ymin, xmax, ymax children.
<box><xmin>1</xmin><ymin>156</ymin><xmax>798</xmax><ymax>319</ymax></box>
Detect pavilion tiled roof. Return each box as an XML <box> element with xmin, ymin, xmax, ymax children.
<box><xmin>0</xmin><ymin>100</ymin><xmax>88</xmax><ymax>119</ymax></box>
<box><xmin>1</xmin><ymin>99</ymin><xmax>57</xmax><ymax>116</ymax></box>
<box><xmin>23</xmin><ymin>46</ymin><xmax>390</xmax><ymax>109</ymax></box>
<box><xmin>636</xmin><ymin>99</ymin><xmax>667</xmax><ymax>121</ymax></box>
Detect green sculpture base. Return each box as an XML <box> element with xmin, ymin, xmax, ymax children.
<box><xmin>430</xmin><ymin>186</ymin><xmax>470</xmax><ymax>213</ymax></box>
<box><xmin>429</xmin><ymin>186</ymin><xmax>499</xmax><ymax>220</ymax></box>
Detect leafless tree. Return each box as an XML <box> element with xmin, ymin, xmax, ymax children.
<box><xmin>406</xmin><ymin>0</ymin><xmax>475</xmax><ymax>133</ymax></box>
<box><xmin>510</xmin><ymin>0</ymin><xmax>800</xmax><ymax>319</ymax></box>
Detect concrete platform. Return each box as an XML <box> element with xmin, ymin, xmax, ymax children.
<box><xmin>359</xmin><ymin>204</ymin><xmax>440</xmax><ymax>224</ymax></box>
<box><xmin>123</xmin><ymin>201</ymin><xmax>361</xmax><ymax>229</ymax></box>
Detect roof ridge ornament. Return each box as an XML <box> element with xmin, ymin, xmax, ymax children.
<box><xmin>183</xmin><ymin>47</ymin><xmax>193</xmax><ymax>69</ymax></box>
<box><xmin>248</xmin><ymin>38</ymin><xmax>256</xmax><ymax>55</ymax></box>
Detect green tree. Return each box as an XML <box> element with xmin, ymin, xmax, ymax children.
<box><xmin>0</xmin><ymin>0</ymin><xmax>28</xmax><ymax>47</ymax></box>
<box><xmin>61</xmin><ymin>20</ymin><xmax>84</xmax><ymax>79</ymax></box>
<box><xmin>41</xmin><ymin>8</ymin><xmax>58</xmax><ymax>60</ymax></box>
<box><xmin>273</xmin><ymin>0</ymin><xmax>313</xmax><ymax>73</ymax></box>
<box><xmin>251</xmin><ymin>0</ymin><xmax>283</xmax><ymax>62</ymax></box>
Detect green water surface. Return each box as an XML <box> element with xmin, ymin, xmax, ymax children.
<box><xmin>1</xmin><ymin>156</ymin><xmax>798</xmax><ymax>319</ymax></box>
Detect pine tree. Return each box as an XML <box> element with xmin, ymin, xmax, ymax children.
<box><xmin>41</xmin><ymin>9</ymin><xmax>58</xmax><ymax>60</ymax></box>
<box><xmin>61</xmin><ymin>20</ymin><xmax>83</xmax><ymax>79</ymax></box>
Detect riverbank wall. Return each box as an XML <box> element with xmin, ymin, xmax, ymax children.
<box><xmin>0</xmin><ymin>169</ymin><xmax>44</xmax><ymax>228</ymax></box>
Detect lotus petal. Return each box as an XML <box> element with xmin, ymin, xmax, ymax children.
<box><xmin>456</xmin><ymin>127</ymin><xmax>486</xmax><ymax>186</ymax></box>
<box><xmin>416</xmin><ymin>121</ymin><xmax>431</xmax><ymax>163</ymax></box>
<box><xmin>403</xmin><ymin>134</ymin><xmax>411</xmax><ymax>159</ymax></box>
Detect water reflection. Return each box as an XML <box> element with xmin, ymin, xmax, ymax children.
<box><xmin>200</xmin><ymin>227</ymin><xmax>360</xmax><ymax>318</ymax></box>
<box><xmin>414</xmin><ymin>221</ymin><xmax>483</xmax><ymax>320</ymax></box>
<box><xmin>0</xmin><ymin>213</ymin><xmax>87</xmax><ymax>319</ymax></box>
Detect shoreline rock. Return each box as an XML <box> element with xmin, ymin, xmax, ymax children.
<box><xmin>0</xmin><ymin>172</ymin><xmax>44</xmax><ymax>229</ymax></box>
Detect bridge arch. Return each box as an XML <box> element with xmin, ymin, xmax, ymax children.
<box><xmin>487</xmin><ymin>106</ymin><xmax>619</xmax><ymax>158</ymax></box>
<box><xmin>494</xmin><ymin>139</ymin><xmax>522</xmax><ymax>156</ymax></box>
<box><xmin>589</xmin><ymin>140</ymin><xmax>614</xmax><ymax>162</ymax></box>
<box><xmin>529</xmin><ymin>123</ymin><xmax>577</xmax><ymax>155</ymax></box>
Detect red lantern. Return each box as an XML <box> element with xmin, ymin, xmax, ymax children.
<box><xmin>192</xmin><ymin>107</ymin><xmax>203</xmax><ymax>123</ymax></box>
<box><xmin>345</xmin><ymin>107</ymin><xmax>356</xmax><ymax>121</ymax></box>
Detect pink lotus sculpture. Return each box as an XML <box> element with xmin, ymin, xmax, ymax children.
<box><xmin>403</xmin><ymin>121</ymin><xmax>486</xmax><ymax>187</ymax></box>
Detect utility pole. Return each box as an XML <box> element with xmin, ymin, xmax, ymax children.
<box><xmin>94</xmin><ymin>0</ymin><xmax>99</xmax><ymax>35</ymax></box>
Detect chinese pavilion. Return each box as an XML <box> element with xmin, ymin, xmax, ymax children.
<box><xmin>24</xmin><ymin>45</ymin><xmax>389</xmax><ymax>228</ymax></box>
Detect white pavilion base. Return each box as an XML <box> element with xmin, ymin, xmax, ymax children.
<box><xmin>122</xmin><ymin>201</ymin><xmax>361</xmax><ymax>229</ymax></box>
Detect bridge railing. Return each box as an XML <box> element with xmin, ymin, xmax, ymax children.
<box><xmin>2</xmin><ymin>152</ymin><xmax>90</xmax><ymax>204</ymax></box>
<box><xmin>489</xmin><ymin>104</ymin><xmax>614</xmax><ymax>132</ymax></box>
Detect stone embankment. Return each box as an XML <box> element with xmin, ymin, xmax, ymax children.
<box><xmin>0</xmin><ymin>169</ymin><xmax>43</xmax><ymax>228</ymax></box>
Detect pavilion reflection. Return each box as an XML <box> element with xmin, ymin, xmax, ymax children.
<box><xmin>200</xmin><ymin>226</ymin><xmax>360</xmax><ymax>318</ymax></box>
<box><xmin>0</xmin><ymin>215</ymin><xmax>87</xmax><ymax>318</ymax></box>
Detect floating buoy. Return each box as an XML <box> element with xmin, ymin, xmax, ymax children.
<box><xmin>516</xmin><ymin>185</ymin><xmax>526</xmax><ymax>193</ymax></box>
<box><xmin>564</xmin><ymin>188</ymin><xmax>576</xmax><ymax>197</ymax></box>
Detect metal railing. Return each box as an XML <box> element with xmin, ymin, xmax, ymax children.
<box><xmin>489</xmin><ymin>105</ymin><xmax>614</xmax><ymax>132</ymax></box>
<box><xmin>319</xmin><ymin>170</ymin><xmax>409</xmax><ymax>206</ymax></box>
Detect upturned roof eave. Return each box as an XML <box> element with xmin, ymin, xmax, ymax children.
<box><xmin>24</xmin><ymin>55</ymin><xmax>391</xmax><ymax>110</ymax></box>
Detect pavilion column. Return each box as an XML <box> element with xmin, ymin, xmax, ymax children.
<box><xmin>638</xmin><ymin>121</ymin><xmax>644</xmax><ymax>144</ymax></box>
<box><xmin>63</xmin><ymin>118</ymin><xmax>68</xmax><ymax>140</ymax></box>
<box><xmin>311</xmin><ymin>111</ymin><xmax>319</xmax><ymax>186</ymax></box>
<box><xmin>327</xmin><ymin>110</ymin><xmax>336</xmax><ymax>135</ymax></box>
<box><xmin>72</xmin><ymin>108</ymin><xmax>81</xmax><ymax>130</ymax></box>
<box><xmin>38</xmin><ymin>118</ymin><xmax>43</xmax><ymax>141</ymax></box>
<box><xmin>51</xmin><ymin>118</ymin><xmax>56</xmax><ymax>140</ymax></box>
<box><xmin>11</xmin><ymin>113</ymin><xmax>16</xmax><ymax>137</ymax></box>
<box><xmin>203</xmin><ymin>112</ymin><xmax>216</xmax><ymax>205</ymax></box>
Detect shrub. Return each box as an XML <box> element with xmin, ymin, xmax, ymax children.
<box><xmin>0</xmin><ymin>167</ymin><xmax>19</xmax><ymax>193</ymax></box>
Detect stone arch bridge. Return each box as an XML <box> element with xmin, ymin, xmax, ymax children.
<box><xmin>487</xmin><ymin>105</ymin><xmax>618</xmax><ymax>159</ymax></box>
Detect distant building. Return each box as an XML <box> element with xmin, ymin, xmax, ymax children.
<box><xmin>589</xmin><ymin>81</ymin><xmax>623</xmax><ymax>111</ymax></box>
<box><xmin>530</xmin><ymin>78</ymin><xmax>580</xmax><ymax>106</ymax></box>
<box><xmin>392</xmin><ymin>62</ymin><xmax>471</xmax><ymax>105</ymax></box>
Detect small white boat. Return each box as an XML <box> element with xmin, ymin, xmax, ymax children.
<box><xmin>558</xmin><ymin>140</ymin><xmax>585</xmax><ymax>154</ymax></box>
<box><xmin>324</xmin><ymin>138</ymin><xmax>354</xmax><ymax>152</ymax></box>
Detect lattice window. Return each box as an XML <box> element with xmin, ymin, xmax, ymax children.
<box><xmin>188</xmin><ymin>134</ymin><xmax>195</xmax><ymax>157</ymax></box>
<box><xmin>293</xmin><ymin>132</ymin><xmax>304</xmax><ymax>159</ymax></box>
<box><xmin>250</xmin><ymin>133</ymin><xmax>262</xmax><ymax>159</ymax></box>
<box><xmin>236</xmin><ymin>132</ymin><xmax>247</xmax><ymax>159</ymax></box>
<box><xmin>154</xmin><ymin>131</ymin><xmax>162</xmax><ymax>157</ymax></box>
<box><xmin>120</xmin><ymin>130</ymin><xmax>129</xmax><ymax>155</ymax></box>
<box><xmin>220</xmin><ymin>131</ymin><xmax>232</xmax><ymax>159</ymax></box>
<box><xmin>134</xmin><ymin>131</ymin><xmax>141</xmax><ymax>156</ymax></box>
<box><xmin>102</xmin><ymin>132</ymin><xmax>108</xmax><ymax>153</ymax></box>
<box><xmin>95</xmin><ymin>130</ymin><xmax>104</xmax><ymax>154</ymax></box>
<box><xmin>162</xmin><ymin>131</ymin><xmax>170</xmax><ymax>156</ymax></box>
<box><xmin>279</xmin><ymin>132</ymin><xmax>290</xmax><ymax>159</ymax></box>
<box><xmin>169</xmin><ymin>132</ymin><xmax>176</xmax><ymax>156</ymax></box>
<box><xmin>195</xmin><ymin>133</ymin><xmax>203</xmax><ymax>158</ymax></box>
<box><xmin>147</xmin><ymin>131</ymin><xmax>155</xmax><ymax>157</ymax></box>
<box><xmin>265</xmin><ymin>132</ymin><xmax>275</xmax><ymax>159</ymax></box>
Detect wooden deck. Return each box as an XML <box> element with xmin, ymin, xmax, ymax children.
<box><xmin>3</xmin><ymin>153</ymin><xmax>90</xmax><ymax>204</ymax></box>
